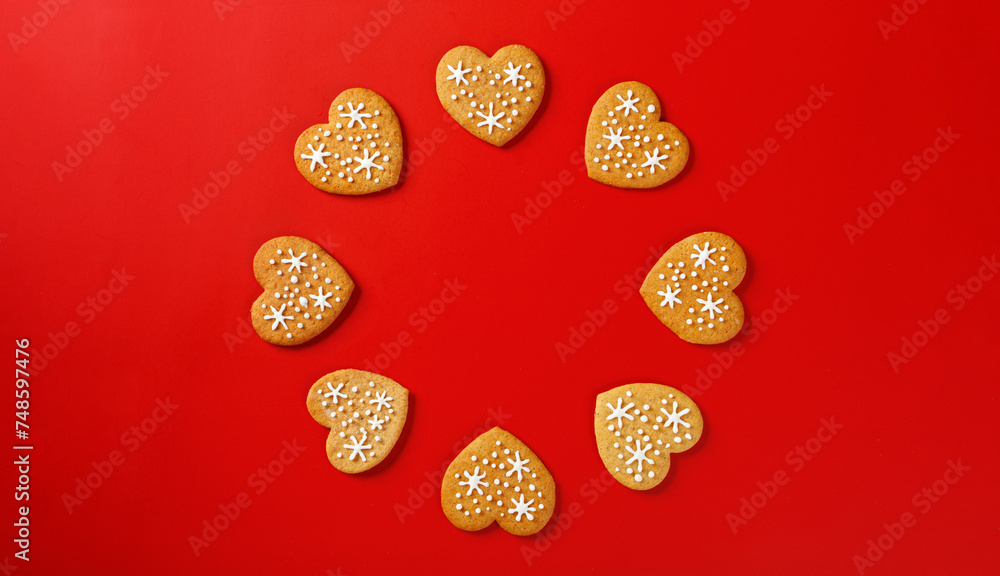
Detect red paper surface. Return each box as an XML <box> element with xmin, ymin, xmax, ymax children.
<box><xmin>3</xmin><ymin>0</ymin><xmax>998</xmax><ymax>573</ymax></box>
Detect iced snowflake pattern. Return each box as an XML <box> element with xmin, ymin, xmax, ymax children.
<box><xmin>651</xmin><ymin>240</ymin><xmax>735</xmax><ymax>332</ymax></box>
<box><xmin>601</xmin><ymin>387</ymin><xmax>700</xmax><ymax>485</ymax></box>
<box><xmin>591</xmin><ymin>83</ymin><xmax>683</xmax><ymax>180</ymax></box>
<box><xmin>442</xmin><ymin>54</ymin><xmax>541</xmax><ymax>137</ymax></box>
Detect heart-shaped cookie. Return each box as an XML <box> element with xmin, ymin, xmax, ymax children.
<box><xmin>594</xmin><ymin>383</ymin><xmax>703</xmax><ymax>490</ymax></box>
<box><xmin>585</xmin><ymin>81</ymin><xmax>690</xmax><ymax>188</ymax></box>
<box><xmin>436</xmin><ymin>45</ymin><xmax>545</xmax><ymax>146</ymax></box>
<box><xmin>640</xmin><ymin>231</ymin><xmax>746</xmax><ymax>345</ymax></box>
<box><xmin>441</xmin><ymin>427</ymin><xmax>554</xmax><ymax>536</ymax></box>
<box><xmin>306</xmin><ymin>369</ymin><xmax>409</xmax><ymax>473</ymax></box>
<box><xmin>250</xmin><ymin>236</ymin><xmax>354</xmax><ymax>346</ymax></box>
<box><xmin>293</xmin><ymin>88</ymin><xmax>402</xmax><ymax>195</ymax></box>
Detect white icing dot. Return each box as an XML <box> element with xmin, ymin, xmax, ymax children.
<box><xmin>647</xmin><ymin>104</ymin><xmax>655</xmax><ymax>113</ymax></box>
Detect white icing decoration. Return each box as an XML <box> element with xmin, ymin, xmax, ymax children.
<box><xmin>615</xmin><ymin>90</ymin><xmax>639</xmax><ymax>116</ymax></box>
<box><xmin>660</xmin><ymin>401</ymin><xmax>692</xmax><ymax>433</ymax></box>
<box><xmin>602</xmin><ymin>127</ymin><xmax>630</xmax><ymax>150</ymax></box>
<box><xmin>502</xmin><ymin>62</ymin><xmax>525</xmax><ymax>87</ymax></box>
<box><xmin>281</xmin><ymin>250</ymin><xmax>307</xmax><ymax>273</ymax></box>
<box><xmin>309</xmin><ymin>286</ymin><xmax>334</xmax><ymax>311</ymax></box>
<box><xmin>339</xmin><ymin>102</ymin><xmax>371</xmax><ymax>129</ymax></box>
<box><xmin>324</xmin><ymin>382</ymin><xmax>347</xmax><ymax>404</ymax></box>
<box><xmin>641</xmin><ymin>148</ymin><xmax>669</xmax><ymax>174</ymax></box>
<box><xmin>344</xmin><ymin>431</ymin><xmax>371</xmax><ymax>461</ymax></box>
<box><xmin>696</xmin><ymin>294</ymin><xmax>724</xmax><ymax>319</ymax></box>
<box><xmin>476</xmin><ymin>102</ymin><xmax>505</xmax><ymax>134</ymax></box>
<box><xmin>460</xmin><ymin>466</ymin><xmax>487</xmax><ymax>495</ymax></box>
<box><xmin>352</xmin><ymin>148</ymin><xmax>384</xmax><ymax>180</ymax></box>
<box><xmin>508</xmin><ymin>494</ymin><xmax>536</xmax><ymax>522</ymax></box>
<box><xmin>656</xmin><ymin>286</ymin><xmax>681</xmax><ymax>309</ymax></box>
<box><xmin>300</xmin><ymin>143</ymin><xmax>331</xmax><ymax>171</ymax></box>
<box><xmin>606</xmin><ymin>397</ymin><xmax>635</xmax><ymax>428</ymax></box>
<box><xmin>505</xmin><ymin>451</ymin><xmax>531</xmax><ymax>482</ymax></box>
<box><xmin>263</xmin><ymin>304</ymin><xmax>292</xmax><ymax>331</ymax></box>
<box><xmin>369</xmin><ymin>390</ymin><xmax>392</xmax><ymax>411</ymax></box>
<box><xmin>691</xmin><ymin>242</ymin><xmax>718</xmax><ymax>269</ymax></box>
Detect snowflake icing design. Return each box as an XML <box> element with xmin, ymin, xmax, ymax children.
<box><xmin>446</xmin><ymin>60</ymin><xmax>472</xmax><ymax>86</ymax></box>
<box><xmin>344</xmin><ymin>431</ymin><xmax>372</xmax><ymax>462</ymax></box>
<box><xmin>624</xmin><ymin>438</ymin><xmax>654</xmax><ymax>473</ymax></box>
<box><xmin>339</xmin><ymin>102</ymin><xmax>372</xmax><ymax>129</ymax></box>
<box><xmin>352</xmin><ymin>149</ymin><xmax>384</xmax><ymax>180</ymax></box>
<box><xmin>263</xmin><ymin>304</ymin><xmax>292</xmax><ymax>331</ymax></box>
<box><xmin>281</xmin><ymin>250</ymin><xmax>307</xmax><ymax>273</ymax></box>
<box><xmin>508</xmin><ymin>494</ymin><xmax>536</xmax><ymax>522</ymax></box>
<box><xmin>505</xmin><ymin>451</ymin><xmax>531</xmax><ymax>482</ymax></box>
<box><xmin>657</xmin><ymin>285</ymin><xmax>682</xmax><ymax>309</ymax></box>
<box><xmin>459</xmin><ymin>465</ymin><xmax>487</xmax><ymax>496</ymax></box>
<box><xmin>367</xmin><ymin>415</ymin><xmax>384</xmax><ymax>431</ymax></box>
<box><xmin>660</xmin><ymin>401</ymin><xmax>692</xmax><ymax>433</ymax></box>
<box><xmin>502</xmin><ymin>62</ymin><xmax>525</xmax><ymax>87</ymax></box>
<box><xmin>602</xmin><ymin>126</ymin><xmax>631</xmax><ymax>150</ymax></box>
<box><xmin>369</xmin><ymin>390</ymin><xmax>392</xmax><ymax>411</ymax></box>
<box><xmin>324</xmin><ymin>382</ymin><xmax>347</xmax><ymax>404</ymax></box>
<box><xmin>300</xmin><ymin>143</ymin><xmax>332</xmax><ymax>172</ymax></box>
<box><xmin>476</xmin><ymin>102</ymin><xmax>505</xmax><ymax>134</ymax></box>
<box><xmin>615</xmin><ymin>90</ymin><xmax>640</xmax><ymax>116</ymax></box>
<box><xmin>696</xmin><ymin>294</ymin><xmax>724</xmax><ymax>319</ymax></box>
<box><xmin>605</xmin><ymin>397</ymin><xmax>635</xmax><ymax>428</ymax></box>
<box><xmin>641</xmin><ymin>147</ymin><xmax>669</xmax><ymax>174</ymax></box>
<box><xmin>691</xmin><ymin>242</ymin><xmax>718</xmax><ymax>269</ymax></box>
<box><xmin>309</xmin><ymin>286</ymin><xmax>333</xmax><ymax>311</ymax></box>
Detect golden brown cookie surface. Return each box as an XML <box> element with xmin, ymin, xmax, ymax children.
<box><xmin>293</xmin><ymin>88</ymin><xmax>402</xmax><ymax>195</ymax></box>
<box><xmin>594</xmin><ymin>383</ymin><xmax>703</xmax><ymax>490</ymax></box>
<box><xmin>306</xmin><ymin>370</ymin><xmax>409</xmax><ymax>474</ymax></box>
<box><xmin>640</xmin><ymin>231</ymin><xmax>746</xmax><ymax>345</ymax></box>
<box><xmin>585</xmin><ymin>81</ymin><xmax>689</xmax><ymax>188</ymax></box>
<box><xmin>441</xmin><ymin>427</ymin><xmax>554</xmax><ymax>536</ymax></box>
<box><xmin>436</xmin><ymin>45</ymin><xmax>545</xmax><ymax>146</ymax></box>
<box><xmin>250</xmin><ymin>236</ymin><xmax>354</xmax><ymax>346</ymax></box>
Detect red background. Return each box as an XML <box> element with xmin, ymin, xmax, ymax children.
<box><xmin>3</xmin><ymin>0</ymin><xmax>999</xmax><ymax>573</ymax></box>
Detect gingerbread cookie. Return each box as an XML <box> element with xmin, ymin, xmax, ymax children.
<box><xmin>436</xmin><ymin>45</ymin><xmax>545</xmax><ymax>146</ymax></box>
<box><xmin>585</xmin><ymin>81</ymin><xmax>689</xmax><ymax>188</ymax></box>
<box><xmin>294</xmin><ymin>88</ymin><xmax>402</xmax><ymax>195</ymax></box>
<box><xmin>595</xmin><ymin>383</ymin><xmax>703</xmax><ymax>490</ymax></box>
<box><xmin>441</xmin><ymin>427</ymin><xmax>554</xmax><ymax>536</ymax></box>
<box><xmin>250</xmin><ymin>236</ymin><xmax>354</xmax><ymax>346</ymax></box>
<box><xmin>306</xmin><ymin>370</ymin><xmax>409</xmax><ymax>473</ymax></box>
<box><xmin>640</xmin><ymin>231</ymin><xmax>746</xmax><ymax>345</ymax></box>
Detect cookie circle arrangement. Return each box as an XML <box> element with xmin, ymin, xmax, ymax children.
<box><xmin>254</xmin><ymin>44</ymin><xmax>749</xmax><ymax>536</ymax></box>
